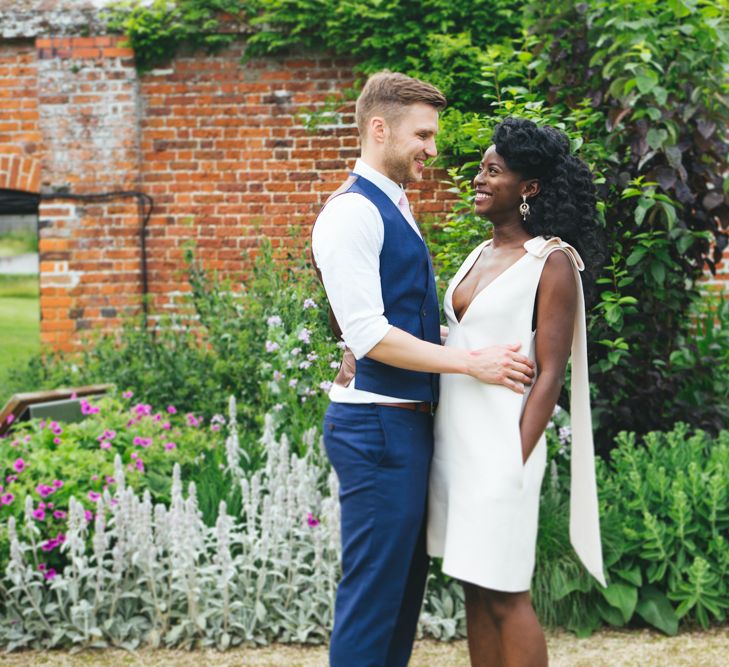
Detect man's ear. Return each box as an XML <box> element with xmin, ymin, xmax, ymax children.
<box><xmin>523</xmin><ymin>179</ymin><xmax>540</xmax><ymax>198</ymax></box>
<box><xmin>369</xmin><ymin>116</ymin><xmax>387</xmax><ymax>144</ymax></box>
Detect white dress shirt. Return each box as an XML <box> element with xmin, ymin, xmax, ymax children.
<box><xmin>312</xmin><ymin>158</ymin><xmax>423</xmax><ymax>403</ymax></box>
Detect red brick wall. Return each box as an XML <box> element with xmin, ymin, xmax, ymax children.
<box><xmin>138</xmin><ymin>45</ymin><xmax>453</xmax><ymax>314</ymax></box>
<box><xmin>1</xmin><ymin>37</ymin><xmax>456</xmax><ymax>350</ymax></box>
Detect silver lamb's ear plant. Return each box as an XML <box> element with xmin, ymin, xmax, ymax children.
<box><xmin>0</xmin><ymin>407</ymin><xmax>467</xmax><ymax>649</ymax></box>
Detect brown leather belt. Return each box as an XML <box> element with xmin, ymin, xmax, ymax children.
<box><xmin>376</xmin><ymin>401</ymin><xmax>436</xmax><ymax>414</ymax></box>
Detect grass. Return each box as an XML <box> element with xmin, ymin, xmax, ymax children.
<box><xmin>0</xmin><ymin>275</ymin><xmax>39</xmax><ymax>397</ymax></box>
<box><xmin>0</xmin><ymin>229</ymin><xmax>37</xmax><ymax>257</ymax></box>
<box><xmin>0</xmin><ymin>629</ymin><xmax>727</xmax><ymax>666</ymax></box>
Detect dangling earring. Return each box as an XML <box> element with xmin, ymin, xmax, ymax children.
<box><xmin>519</xmin><ymin>194</ymin><xmax>530</xmax><ymax>221</ymax></box>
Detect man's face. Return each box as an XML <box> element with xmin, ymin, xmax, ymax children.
<box><xmin>381</xmin><ymin>103</ymin><xmax>439</xmax><ymax>185</ymax></box>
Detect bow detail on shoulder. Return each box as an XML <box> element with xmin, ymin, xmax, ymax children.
<box><xmin>523</xmin><ymin>236</ymin><xmax>585</xmax><ymax>272</ymax></box>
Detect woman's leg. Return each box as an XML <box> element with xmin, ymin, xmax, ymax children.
<box><xmin>463</xmin><ymin>582</ymin><xmax>548</xmax><ymax>667</ymax></box>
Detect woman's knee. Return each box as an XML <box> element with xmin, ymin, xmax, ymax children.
<box><xmin>464</xmin><ymin>584</ymin><xmax>530</xmax><ymax>623</ymax></box>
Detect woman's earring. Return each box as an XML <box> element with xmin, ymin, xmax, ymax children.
<box><xmin>519</xmin><ymin>194</ymin><xmax>530</xmax><ymax>221</ymax></box>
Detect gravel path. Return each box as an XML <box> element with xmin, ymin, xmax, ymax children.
<box><xmin>1</xmin><ymin>627</ymin><xmax>728</xmax><ymax>666</ymax></box>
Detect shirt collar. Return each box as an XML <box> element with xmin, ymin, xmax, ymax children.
<box><xmin>353</xmin><ymin>158</ymin><xmax>405</xmax><ymax>206</ymax></box>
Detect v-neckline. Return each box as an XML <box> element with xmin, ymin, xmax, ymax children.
<box><xmin>451</xmin><ymin>240</ymin><xmax>529</xmax><ymax>324</ymax></box>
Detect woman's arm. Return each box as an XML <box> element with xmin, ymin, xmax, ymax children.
<box><xmin>519</xmin><ymin>250</ymin><xmax>578</xmax><ymax>463</ymax></box>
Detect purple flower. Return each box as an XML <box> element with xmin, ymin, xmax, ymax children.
<box><xmin>134</xmin><ymin>403</ymin><xmax>152</xmax><ymax>417</ymax></box>
<box><xmin>44</xmin><ymin>568</ymin><xmax>56</xmax><ymax>580</ymax></box>
<box><xmin>36</xmin><ymin>484</ymin><xmax>54</xmax><ymax>498</ymax></box>
<box><xmin>133</xmin><ymin>436</ymin><xmax>152</xmax><ymax>448</ymax></box>
<box><xmin>122</xmin><ymin>390</ymin><xmax>134</xmax><ymax>399</ymax></box>
<box><xmin>266</xmin><ymin>315</ymin><xmax>282</xmax><ymax>327</ymax></box>
<box><xmin>1</xmin><ymin>493</ymin><xmax>14</xmax><ymax>505</ymax></box>
<box><xmin>38</xmin><ymin>563</ymin><xmax>46</xmax><ymax>571</ymax></box>
<box><xmin>303</xmin><ymin>298</ymin><xmax>318</xmax><ymax>310</ymax></box>
<box><xmin>162</xmin><ymin>421</ymin><xmax>171</xmax><ymax>430</ymax></box>
<box><xmin>52</xmin><ymin>480</ymin><xmax>63</xmax><ymax>489</ymax></box>
<box><xmin>41</xmin><ymin>538</ymin><xmax>58</xmax><ymax>552</ymax></box>
<box><xmin>297</xmin><ymin>328</ymin><xmax>311</xmax><ymax>344</ymax></box>
<box><xmin>307</xmin><ymin>351</ymin><xmax>318</xmax><ymax>361</ymax></box>
<box><xmin>306</xmin><ymin>512</ymin><xmax>320</xmax><ymax>527</ymax></box>
<box><xmin>53</xmin><ymin>510</ymin><xmax>66</xmax><ymax>520</ymax></box>
<box><xmin>186</xmin><ymin>413</ymin><xmax>201</xmax><ymax>427</ymax></box>
<box><xmin>5</xmin><ymin>475</ymin><xmax>17</xmax><ymax>484</ymax></box>
<box><xmin>319</xmin><ymin>381</ymin><xmax>333</xmax><ymax>392</ymax></box>
<box><xmin>13</xmin><ymin>458</ymin><xmax>26</xmax><ymax>473</ymax></box>
<box><xmin>330</xmin><ymin>361</ymin><xmax>340</xmax><ymax>369</ymax></box>
<box><xmin>32</xmin><ymin>508</ymin><xmax>45</xmax><ymax>521</ymax></box>
<box><xmin>273</xmin><ymin>370</ymin><xmax>284</xmax><ymax>381</ymax></box>
<box><xmin>88</xmin><ymin>491</ymin><xmax>101</xmax><ymax>502</ymax></box>
<box><xmin>291</xmin><ymin>347</ymin><xmax>301</xmax><ymax>357</ymax></box>
<box><xmin>80</xmin><ymin>399</ymin><xmax>99</xmax><ymax>415</ymax></box>
<box><xmin>288</xmin><ymin>379</ymin><xmax>298</xmax><ymax>388</ymax></box>
<box><xmin>265</xmin><ymin>340</ymin><xmax>280</xmax><ymax>353</ymax></box>
<box><xmin>105</xmin><ymin>475</ymin><xmax>115</xmax><ymax>484</ymax></box>
<box><xmin>135</xmin><ymin>459</ymin><xmax>145</xmax><ymax>472</ymax></box>
<box><xmin>84</xmin><ymin>510</ymin><xmax>93</xmax><ymax>522</ymax></box>
<box><xmin>164</xmin><ymin>441</ymin><xmax>177</xmax><ymax>451</ymax></box>
<box><xmin>299</xmin><ymin>360</ymin><xmax>312</xmax><ymax>369</ymax></box>
<box><xmin>53</xmin><ymin>437</ymin><xmax>62</xmax><ymax>446</ymax></box>
<box><xmin>167</xmin><ymin>405</ymin><xmax>177</xmax><ymax>414</ymax></box>
<box><xmin>100</xmin><ymin>441</ymin><xmax>112</xmax><ymax>450</ymax></box>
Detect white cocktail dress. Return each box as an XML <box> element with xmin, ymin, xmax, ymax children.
<box><xmin>427</xmin><ymin>236</ymin><xmax>606</xmax><ymax>591</ymax></box>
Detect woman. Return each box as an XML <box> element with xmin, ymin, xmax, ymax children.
<box><xmin>427</xmin><ymin>117</ymin><xmax>606</xmax><ymax>666</ymax></box>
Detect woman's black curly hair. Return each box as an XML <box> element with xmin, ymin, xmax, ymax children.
<box><xmin>492</xmin><ymin>117</ymin><xmax>604</xmax><ymax>301</ymax></box>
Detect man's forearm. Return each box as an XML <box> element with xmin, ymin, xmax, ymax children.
<box><xmin>366</xmin><ymin>327</ymin><xmax>534</xmax><ymax>391</ymax></box>
<box><xmin>366</xmin><ymin>327</ymin><xmax>470</xmax><ymax>374</ymax></box>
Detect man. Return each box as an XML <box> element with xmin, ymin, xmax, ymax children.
<box><xmin>312</xmin><ymin>72</ymin><xmax>535</xmax><ymax>667</ymax></box>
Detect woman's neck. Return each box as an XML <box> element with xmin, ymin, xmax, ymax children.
<box><xmin>490</xmin><ymin>216</ymin><xmax>531</xmax><ymax>249</ymax></box>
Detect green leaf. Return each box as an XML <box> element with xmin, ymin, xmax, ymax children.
<box><xmin>636</xmin><ymin>69</ymin><xmax>659</xmax><ymax>94</ymax></box>
<box><xmin>650</xmin><ymin>262</ymin><xmax>666</xmax><ymax>285</ymax></box>
<box><xmin>636</xmin><ymin>586</ymin><xmax>679</xmax><ymax>635</ymax></box>
<box><xmin>647</xmin><ymin>128</ymin><xmax>668</xmax><ymax>150</ymax></box>
<box><xmin>601</xmin><ymin>582</ymin><xmax>638</xmax><ymax>623</ymax></box>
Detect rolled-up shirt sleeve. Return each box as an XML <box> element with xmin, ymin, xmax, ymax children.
<box><xmin>312</xmin><ymin>192</ymin><xmax>392</xmax><ymax>359</ymax></box>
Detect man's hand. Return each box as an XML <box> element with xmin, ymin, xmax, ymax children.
<box><xmin>466</xmin><ymin>343</ymin><xmax>535</xmax><ymax>393</ymax></box>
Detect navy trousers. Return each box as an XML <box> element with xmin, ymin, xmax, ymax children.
<box><xmin>324</xmin><ymin>401</ymin><xmax>433</xmax><ymax>667</ymax></box>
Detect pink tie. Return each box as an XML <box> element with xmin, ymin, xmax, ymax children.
<box><xmin>398</xmin><ymin>192</ymin><xmax>416</xmax><ymax>227</ymax></box>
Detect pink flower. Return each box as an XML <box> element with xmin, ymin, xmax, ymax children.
<box><xmin>53</xmin><ymin>437</ymin><xmax>62</xmax><ymax>446</ymax></box>
<box><xmin>135</xmin><ymin>459</ymin><xmax>145</xmax><ymax>472</ymax></box>
<box><xmin>84</xmin><ymin>510</ymin><xmax>93</xmax><ymax>521</ymax></box>
<box><xmin>91</xmin><ymin>475</ymin><xmax>98</xmax><ymax>482</ymax></box>
<box><xmin>5</xmin><ymin>475</ymin><xmax>17</xmax><ymax>484</ymax></box>
<box><xmin>162</xmin><ymin>421</ymin><xmax>171</xmax><ymax>430</ymax></box>
<box><xmin>265</xmin><ymin>340</ymin><xmax>280</xmax><ymax>353</ymax></box>
<box><xmin>36</xmin><ymin>484</ymin><xmax>54</xmax><ymax>498</ymax></box>
<box><xmin>134</xmin><ymin>403</ymin><xmax>152</xmax><ymax>417</ymax></box>
<box><xmin>100</xmin><ymin>441</ymin><xmax>112</xmax><ymax>450</ymax></box>
<box><xmin>130</xmin><ymin>452</ymin><xmax>139</xmax><ymax>460</ymax></box>
<box><xmin>38</xmin><ymin>563</ymin><xmax>46</xmax><ymax>571</ymax></box>
<box><xmin>1</xmin><ymin>493</ymin><xmax>14</xmax><ymax>505</ymax></box>
<box><xmin>186</xmin><ymin>413</ymin><xmax>201</xmax><ymax>427</ymax></box>
<box><xmin>122</xmin><ymin>390</ymin><xmax>134</xmax><ymax>399</ymax></box>
<box><xmin>164</xmin><ymin>441</ymin><xmax>177</xmax><ymax>451</ymax></box>
<box><xmin>52</xmin><ymin>480</ymin><xmax>63</xmax><ymax>489</ymax></box>
<box><xmin>153</xmin><ymin>413</ymin><xmax>162</xmax><ymax>422</ymax></box>
<box><xmin>306</xmin><ymin>512</ymin><xmax>320</xmax><ymax>528</ymax></box>
<box><xmin>53</xmin><ymin>510</ymin><xmax>66</xmax><ymax>520</ymax></box>
<box><xmin>47</xmin><ymin>502</ymin><xmax>54</xmax><ymax>509</ymax></box>
<box><xmin>6</xmin><ymin>414</ymin><xmax>14</xmax><ymax>425</ymax></box>
<box><xmin>70</xmin><ymin>392</ymin><xmax>77</xmax><ymax>399</ymax></box>
<box><xmin>105</xmin><ymin>475</ymin><xmax>115</xmax><ymax>484</ymax></box>
<box><xmin>44</xmin><ymin>568</ymin><xmax>56</xmax><ymax>580</ymax></box>
<box><xmin>32</xmin><ymin>508</ymin><xmax>45</xmax><ymax>521</ymax></box>
<box><xmin>13</xmin><ymin>458</ymin><xmax>26</xmax><ymax>473</ymax></box>
<box><xmin>41</xmin><ymin>538</ymin><xmax>58</xmax><ymax>552</ymax></box>
<box><xmin>88</xmin><ymin>491</ymin><xmax>101</xmax><ymax>502</ymax></box>
<box><xmin>167</xmin><ymin>405</ymin><xmax>177</xmax><ymax>414</ymax></box>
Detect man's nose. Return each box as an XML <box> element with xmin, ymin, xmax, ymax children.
<box><xmin>426</xmin><ymin>137</ymin><xmax>438</xmax><ymax>157</ymax></box>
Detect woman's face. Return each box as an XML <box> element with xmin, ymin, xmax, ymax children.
<box><xmin>473</xmin><ymin>144</ymin><xmax>525</xmax><ymax>220</ymax></box>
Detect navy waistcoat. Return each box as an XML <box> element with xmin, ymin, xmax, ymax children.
<box><xmin>342</xmin><ymin>174</ymin><xmax>441</xmax><ymax>402</ymax></box>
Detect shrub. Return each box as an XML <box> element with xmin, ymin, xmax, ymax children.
<box><xmin>2</xmin><ymin>239</ymin><xmax>341</xmax><ymax>462</ymax></box>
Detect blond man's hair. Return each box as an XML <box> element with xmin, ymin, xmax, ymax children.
<box><xmin>355</xmin><ymin>72</ymin><xmax>447</xmax><ymax>140</ymax></box>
